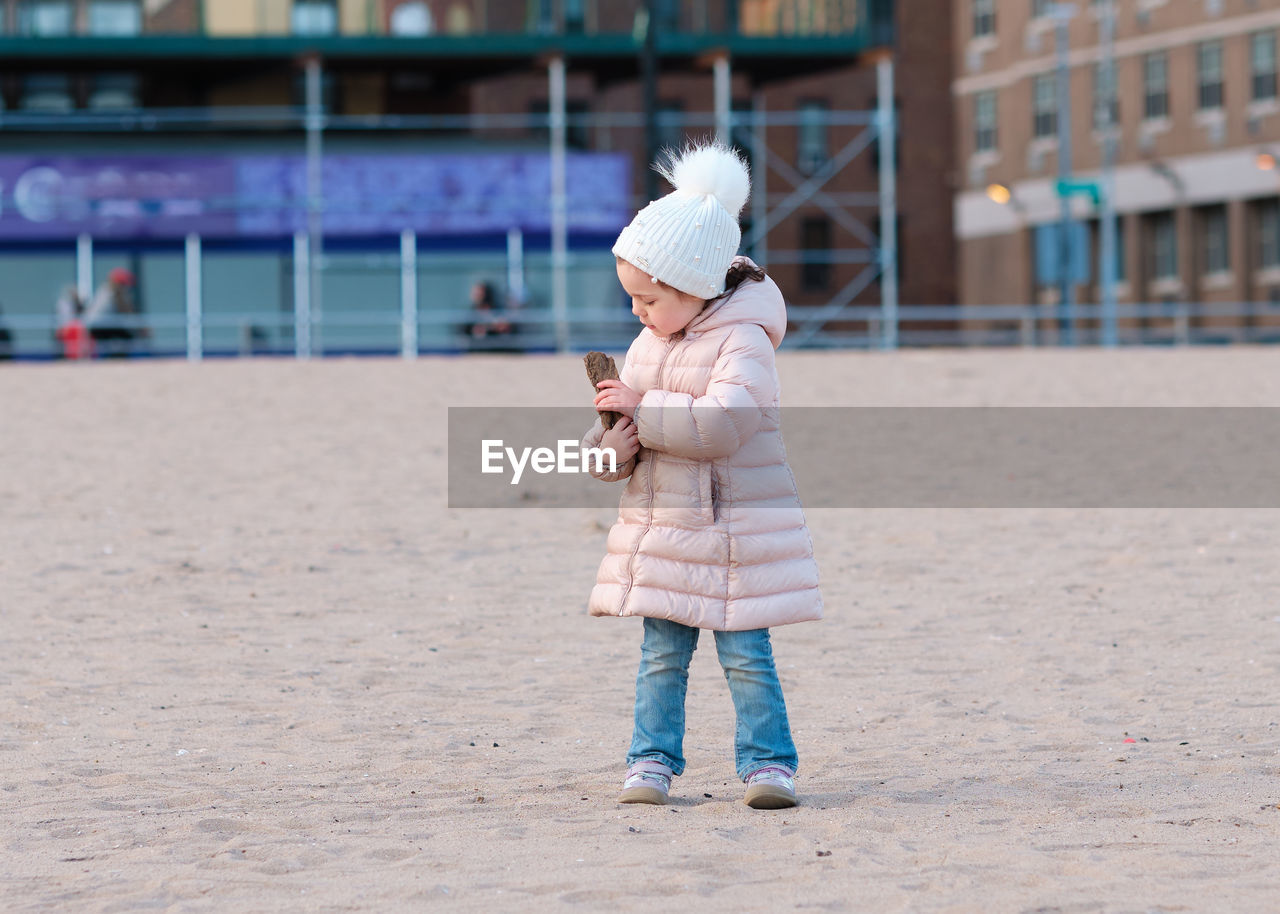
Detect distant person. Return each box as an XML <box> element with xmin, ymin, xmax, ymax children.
<box><xmin>463</xmin><ymin>280</ymin><xmax>517</xmax><ymax>349</ymax></box>
<box><xmin>54</xmin><ymin>286</ymin><xmax>93</xmax><ymax>360</ymax></box>
<box><xmin>85</xmin><ymin>268</ymin><xmax>148</xmax><ymax>358</ymax></box>
<box><xmin>0</xmin><ymin>302</ymin><xmax>13</xmax><ymax>361</ymax></box>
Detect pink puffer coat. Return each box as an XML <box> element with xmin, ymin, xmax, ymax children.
<box><xmin>583</xmin><ymin>263</ymin><xmax>822</xmax><ymax>631</ymax></box>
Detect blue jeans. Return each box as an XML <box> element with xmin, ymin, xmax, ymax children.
<box><xmin>627</xmin><ymin>617</ymin><xmax>798</xmax><ymax>782</ymax></box>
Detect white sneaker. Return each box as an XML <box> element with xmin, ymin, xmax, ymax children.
<box><xmin>744</xmin><ymin>766</ymin><xmax>797</xmax><ymax>809</ymax></box>
<box><xmin>618</xmin><ymin>760</ymin><xmax>672</xmax><ymax>805</ymax></box>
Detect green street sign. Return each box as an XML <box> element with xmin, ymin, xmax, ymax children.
<box><xmin>1055</xmin><ymin>178</ymin><xmax>1101</xmax><ymax>205</ymax></box>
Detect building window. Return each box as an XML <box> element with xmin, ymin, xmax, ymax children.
<box><xmin>1149</xmin><ymin>211</ymin><xmax>1177</xmax><ymax>280</ymax></box>
<box><xmin>801</xmin><ymin>216</ymin><xmax>832</xmax><ymax>291</ymax></box>
<box><xmin>730</xmin><ymin>97</ymin><xmax>753</xmax><ymax>160</ymax></box>
<box><xmin>566</xmin><ymin>100</ymin><xmax>589</xmax><ymax>148</ymax></box>
<box><xmin>657</xmin><ymin>100</ymin><xmax>685</xmax><ymax>153</ymax></box>
<box><xmin>88</xmin><ymin>73</ymin><xmax>139</xmax><ymax>109</ymax></box>
<box><xmin>292</xmin><ymin>70</ymin><xmax>336</xmax><ymax>111</ymax></box>
<box><xmin>528</xmin><ymin>100</ymin><xmax>547</xmax><ymax>140</ymax></box>
<box><xmin>1032</xmin><ymin>73</ymin><xmax>1056</xmax><ymax>138</ymax></box>
<box><xmin>1200</xmin><ymin>206</ymin><xmax>1228</xmax><ymax>274</ymax></box>
<box><xmin>1258</xmin><ymin>199</ymin><xmax>1280</xmax><ymax>269</ymax></box>
<box><xmin>1253</xmin><ymin>31</ymin><xmax>1278</xmax><ymax>102</ymax></box>
<box><xmin>653</xmin><ymin>0</ymin><xmax>679</xmax><ymax>31</ymax></box>
<box><xmin>528</xmin><ymin>0</ymin><xmax>552</xmax><ymax>32</ymax></box>
<box><xmin>18</xmin><ymin>0</ymin><xmax>73</xmax><ymax>35</ymax></box>
<box><xmin>1092</xmin><ymin>62</ymin><xmax>1119</xmax><ymax>129</ymax></box>
<box><xmin>1144</xmin><ymin>52</ymin><xmax>1169</xmax><ymax>120</ymax></box>
<box><xmin>390</xmin><ymin>1</ymin><xmax>433</xmax><ymax>35</ymax></box>
<box><xmin>797</xmin><ymin>100</ymin><xmax>828</xmax><ymax>175</ymax></box>
<box><xmin>528</xmin><ymin>99</ymin><xmax>589</xmax><ymax>147</ymax></box>
<box><xmin>445</xmin><ymin>4</ymin><xmax>472</xmax><ymax>33</ymax></box>
<box><xmin>974</xmin><ymin>90</ymin><xmax>997</xmax><ymax>153</ymax></box>
<box><xmin>563</xmin><ymin>0</ymin><xmax>585</xmax><ymax>33</ymax></box>
<box><xmin>973</xmin><ymin>0</ymin><xmax>995</xmax><ymax>37</ymax></box>
<box><xmin>20</xmin><ymin>74</ymin><xmax>73</xmax><ymax>111</ymax></box>
<box><xmin>1032</xmin><ymin>0</ymin><xmax>1052</xmax><ymax>19</ymax></box>
<box><xmin>1198</xmin><ymin>41</ymin><xmax>1224</xmax><ymax>110</ymax></box>
<box><xmin>292</xmin><ymin>0</ymin><xmax>337</xmax><ymax>36</ymax></box>
<box><xmin>88</xmin><ymin>0</ymin><xmax>142</xmax><ymax>35</ymax></box>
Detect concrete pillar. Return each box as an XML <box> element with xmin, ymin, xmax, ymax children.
<box><xmin>185</xmin><ymin>234</ymin><xmax>202</xmax><ymax>362</ymax></box>
<box><xmin>76</xmin><ymin>234</ymin><xmax>93</xmax><ymax>304</ymax></box>
<box><xmin>1227</xmin><ymin>198</ymin><xmax>1251</xmax><ymax>336</ymax></box>
<box><xmin>400</xmin><ymin>229</ymin><xmax>418</xmax><ymax>360</ymax></box>
<box><xmin>876</xmin><ymin>56</ymin><xmax>898</xmax><ymax>350</ymax></box>
<box><xmin>548</xmin><ymin>54</ymin><xmax>569</xmax><ymax>353</ymax></box>
<box><xmin>713</xmin><ymin>54</ymin><xmax>731</xmax><ymax>147</ymax></box>
<box><xmin>304</xmin><ymin>55</ymin><xmax>325</xmax><ymax>357</ymax></box>
<box><xmin>1175</xmin><ymin>204</ymin><xmax>1194</xmax><ymax>343</ymax></box>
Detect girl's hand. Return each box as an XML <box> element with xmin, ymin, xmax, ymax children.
<box><xmin>594</xmin><ymin>379</ymin><xmax>642</xmax><ymax>418</ymax></box>
<box><xmin>599</xmin><ymin>415</ymin><xmax>640</xmax><ymax>464</ymax></box>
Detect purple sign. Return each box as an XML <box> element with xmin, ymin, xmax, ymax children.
<box><xmin>0</xmin><ymin>152</ymin><xmax>631</xmax><ymax>241</ymax></box>
<box><xmin>0</xmin><ymin>156</ymin><xmax>238</xmax><ymax>241</ymax></box>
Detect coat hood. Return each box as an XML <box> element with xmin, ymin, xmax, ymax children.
<box><xmin>684</xmin><ymin>258</ymin><xmax>787</xmax><ymax>349</ymax></box>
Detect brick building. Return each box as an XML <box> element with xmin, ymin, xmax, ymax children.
<box><xmin>953</xmin><ymin>0</ymin><xmax>1280</xmax><ymax>334</ymax></box>
<box><xmin>468</xmin><ymin>0</ymin><xmax>955</xmax><ymax>312</ymax></box>
<box><xmin>0</xmin><ymin>0</ymin><xmax>957</xmax><ymax>356</ymax></box>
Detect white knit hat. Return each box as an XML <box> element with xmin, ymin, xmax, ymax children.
<box><xmin>612</xmin><ymin>144</ymin><xmax>750</xmax><ymax>299</ymax></box>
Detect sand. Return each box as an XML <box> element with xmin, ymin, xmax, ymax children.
<box><xmin>3</xmin><ymin>348</ymin><xmax>1279</xmax><ymax>913</ymax></box>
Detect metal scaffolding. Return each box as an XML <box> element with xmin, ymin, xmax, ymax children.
<box><xmin>0</xmin><ymin>55</ymin><xmax>899</xmax><ymax>358</ymax></box>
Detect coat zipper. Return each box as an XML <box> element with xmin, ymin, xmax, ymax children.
<box><xmin>618</xmin><ymin>336</ymin><xmax>679</xmax><ymax>613</ymax></box>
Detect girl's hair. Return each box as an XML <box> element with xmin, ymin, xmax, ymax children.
<box><xmin>720</xmin><ymin>259</ymin><xmax>766</xmax><ymax>296</ymax></box>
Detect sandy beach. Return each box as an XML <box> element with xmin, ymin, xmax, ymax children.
<box><xmin>3</xmin><ymin>347</ymin><xmax>1279</xmax><ymax>912</ymax></box>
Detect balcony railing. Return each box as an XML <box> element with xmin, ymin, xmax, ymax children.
<box><xmin>0</xmin><ymin>0</ymin><xmax>883</xmax><ymax>39</ymax></box>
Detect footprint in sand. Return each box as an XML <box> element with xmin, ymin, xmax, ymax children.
<box><xmin>364</xmin><ymin>847</ymin><xmax>417</xmax><ymax>862</ymax></box>
<box><xmin>195</xmin><ymin>818</ymin><xmax>248</xmax><ymax>834</ymax></box>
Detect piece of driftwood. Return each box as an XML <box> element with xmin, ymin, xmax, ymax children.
<box><xmin>584</xmin><ymin>351</ymin><xmax>622</xmax><ymax>430</ymax></box>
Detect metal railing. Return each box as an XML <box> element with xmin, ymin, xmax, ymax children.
<box><xmin>6</xmin><ymin>299</ymin><xmax>1280</xmax><ymax>362</ymax></box>
<box><xmin>0</xmin><ymin>93</ymin><xmax>902</xmax><ymax>351</ymax></box>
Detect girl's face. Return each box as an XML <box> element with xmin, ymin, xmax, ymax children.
<box><xmin>617</xmin><ymin>259</ymin><xmax>705</xmax><ymax>339</ymax></box>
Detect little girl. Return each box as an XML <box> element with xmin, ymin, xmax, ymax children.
<box><xmin>582</xmin><ymin>143</ymin><xmax>822</xmax><ymax>809</ymax></box>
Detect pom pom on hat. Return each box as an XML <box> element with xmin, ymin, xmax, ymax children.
<box><xmin>612</xmin><ymin>141</ymin><xmax>749</xmax><ymax>299</ymax></box>
<box><xmin>655</xmin><ymin>144</ymin><xmax>751</xmax><ymax>217</ymax></box>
